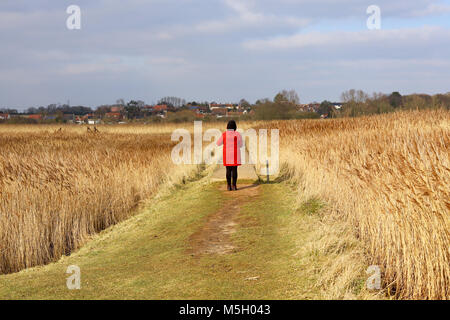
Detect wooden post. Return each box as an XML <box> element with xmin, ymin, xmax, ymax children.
<box><xmin>266</xmin><ymin>159</ymin><xmax>270</xmax><ymax>183</ymax></box>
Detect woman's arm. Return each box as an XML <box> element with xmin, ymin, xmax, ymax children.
<box><xmin>216</xmin><ymin>132</ymin><xmax>224</xmax><ymax>146</ymax></box>
<box><xmin>237</xmin><ymin>132</ymin><xmax>243</xmax><ymax>148</ymax></box>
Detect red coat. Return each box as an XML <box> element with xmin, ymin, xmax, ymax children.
<box><xmin>217</xmin><ymin>130</ymin><xmax>243</xmax><ymax>166</ymax></box>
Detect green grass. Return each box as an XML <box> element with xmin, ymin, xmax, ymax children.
<box><xmin>300</xmin><ymin>197</ymin><xmax>324</xmax><ymax>216</ymax></box>
<box><xmin>0</xmin><ymin>177</ymin><xmax>331</xmax><ymax>300</ymax></box>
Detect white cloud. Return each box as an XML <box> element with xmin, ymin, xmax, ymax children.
<box><xmin>59</xmin><ymin>59</ymin><xmax>129</xmax><ymax>76</ymax></box>
<box><xmin>255</xmin><ymin>0</ymin><xmax>450</xmax><ymax>19</ymax></box>
<box><xmin>223</xmin><ymin>0</ymin><xmax>310</xmax><ymax>27</ymax></box>
<box><xmin>160</xmin><ymin>0</ymin><xmax>310</xmax><ymax>38</ymax></box>
<box><xmin>224</xmin><ymin>0</ymin><xmax>264</xmax><ymax>23</ymax></box>
<box><xmin>243</xmin><ymin>26</ymin><xmax>450</xmax><ymax>50</ymax></box>
<box><xmin>147</xmin><ymin>56</ymin><xmax>187</xmax><ymax>65</ymax></box>
<box><xmin>409</xmin><ymin>3</ymin><xmax>450</xmax><ymax>16</ymax></box>
<box><xmin>293</xmin><ymin>57</ymin><xmax>450</xmax><ymax>72</ymax></box>
<box><xmin>1</xmin><ymin>0</ymin><xmax>450</xmax><ymax>106</ymax></box>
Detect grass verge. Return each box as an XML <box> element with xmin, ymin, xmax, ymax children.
<box><xmin>0</xmin><ymin>177</ymin><xmax>379</xmax><ymax>299</ymax></box>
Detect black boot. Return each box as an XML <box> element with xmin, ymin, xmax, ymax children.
<box><xmin>232</xmin><ymin>185</ymin><xmax>238</xmax><ymax>191</ymax></box>
<box><xmin>227</xmin><ymin>184</ymin><xmax>232</xmax><ymax>191</ymax></box>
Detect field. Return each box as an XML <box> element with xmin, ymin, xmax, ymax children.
<box><xmin>0</xmin><ymin>109</ymin><xmax>449</xmax><ymax>300</ymax></box>
<box><xmin>265</xmin><ymin>109</ymin><xmax>449</xmax><ymax>299</ymax></box>
<box><xmin>0</xmin><ymin>125</ymin><xmax>195</xmax><ymax>274</ymax></box>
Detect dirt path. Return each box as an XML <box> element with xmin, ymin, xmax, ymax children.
<box><xmin>0</xmin><ymin>172</ymin><xmax>370</xmax><ymax>300</ymax></box>
<box><xmin>197</xmin><ymin>146</ymin><xmax>261</xmax><ymax>256</ymax></box>
<box><xmin>188</xmin><ymin>184</ymin><xmax>260</xmax><ymax>256</ymax></box>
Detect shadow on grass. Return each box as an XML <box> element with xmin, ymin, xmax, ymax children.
<box><xmin>236</xmin><ymin>184</ymin><xmax>260</xmax><ymax>191</ymax></box>
<box><xmin>300</xmin><ymin>197</ymin><xmax>325</xmax><ymax>216</ymax></box>
<box><xmin>254</xmin><ymin>175</ymin><xmax>287</xmax><ymax>185</ymax></box>
<box><xmin>254</xmin><ymin>162</ymin><xmax>293</xmax><ymax>185</ymax></box>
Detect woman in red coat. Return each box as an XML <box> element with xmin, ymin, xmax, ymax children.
<box><xmin>216</xmin><ymin>120</ymin><xmax>243</xmax><ymax>191</ymax></box>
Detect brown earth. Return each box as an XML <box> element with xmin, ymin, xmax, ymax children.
<box><xmin>188</xmin><ymin>183</ymin><xmax>260</xmax><ymax>256</ymax></box>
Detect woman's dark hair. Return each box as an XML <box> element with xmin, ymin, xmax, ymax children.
<box><xmin>227</xmin><ymin>120</ymin><xmax>237</xmax><ymax>131</ymax></box>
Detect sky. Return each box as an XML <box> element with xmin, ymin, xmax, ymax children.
<box><xmin>1</xmin><ymin>0</ymin><xmax>450</xmax><ymax>109</ymax></box>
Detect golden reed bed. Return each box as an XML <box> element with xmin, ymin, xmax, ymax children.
<box><xmin>263</xmin><ymin>109</ymin><xmax>449</xmax><ymax>299</ymax></box>
<box><xmin>0</xmin><ymin>111</ymin><xmax>448</xmax><ymax>299</ymax></box>
<box><xmin>0</xmin><ymin>126</ymin><xmax>192</xmax><ymax>274</ymax></box>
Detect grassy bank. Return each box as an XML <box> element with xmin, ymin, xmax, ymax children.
<box><xmin>0</xmin><ymin>176</ymin><xmax>375</xmax><ymax>299</ymax></box>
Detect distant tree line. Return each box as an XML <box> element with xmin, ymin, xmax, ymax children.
<box><xmin>25</xmin><ymin>104</ymin><xmax>93</xmax><ymax>115</ymax></box>
<box><xmin>338</xmin><ymin>89</ymin><xmax>450</xmax><ymax>118</ymax></box>
<box><xmin>0</xmin><ymin>108</ymin><xmax>19</xmax><ymax>114</ymax></box>
<box><xmin>3</xmin><ymin>89</ymin><xmax>449</xmax><ymax>124</ymax></box>
<box><xmin>158</xmin><ymin>97</ymin><xmax>186</xmax><ymax>108</ymax></box>
<box><xmin>252</xmin><ymin>89</ymin><xmax>319</xmax><ymax>120</ymax></box>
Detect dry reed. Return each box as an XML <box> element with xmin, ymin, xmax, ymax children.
<box><xmin>0</xmin><ymin>125</ymin><xmax>193</xmax><ymax>274</ymax></box>
<box><xmin>264</xmin><ymin>109</ymin><xmax>449</xmax><ymax>299</ymax></box>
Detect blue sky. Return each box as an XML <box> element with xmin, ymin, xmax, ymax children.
<box><xmin>1</xmin><ymin>0</ymin><xmax>450</xmax><ymax>109</ymax></box>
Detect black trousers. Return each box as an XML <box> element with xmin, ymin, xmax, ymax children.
<box><xmin>226</xmin><ymin>166</ymin><xmax>238</xmax><ymax>186</ymax></box>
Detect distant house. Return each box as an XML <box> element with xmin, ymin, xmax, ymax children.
<box><xmin>81</xmin><ymin>113</ymin><xmax>100</xmax><ymax>124</ymax></box>
<box><xmin>154</xmin><ymin>105</ymin><xmax>168</xmax><ymax>112</ymax></box>
<box><xmin>44</xmin><ymin>114</ymin><xmax>57</xmax><ymax>120</ymax></box>
<box><xmin>27</xmin><ymin>114</ymin><xmax>43</xmax><ymax>120</ymax></box>
<box><xmin>142</xmin><ymin>105</ymin><xmax>154</xmax><ymax>112</ymax></box>
<box><xmin>298</xmin><ymin>103</ymin><xmax>320</xmax><ymax>113</ymax></box>
<box><xmin>110</xmin><ymin>105</ymin><xmax>125</xmax><ymax>113</ymax></box>
<box><xmin>63</xmin><ymin>114</ymin><xmax>75</xmax><ymax>123</ymax></box>
<box><xmin>88</xmin><ymin>119</ymin><xmax>100</xmax><ymax>125</ymax></box>
<box><xmin>87</xmin><ymin>115</ymin><xmax>101</xmax><ymax>124</ymax></box>
<box><xmin>197</xmin><ymin>106</ymin><xmax>210</xmax><ymax>114</ymax></box>
<box><xmin>297</xmin><ymin>104</ymin><xmax>308</xmax><ymax>112</ymax></box>
<box><xmin>210</xmin><ymin>103</ymin><xmax>236</xmax><ymax>110</ymax></box>
<box><xmin>105</xmin><ymin>112</ymin><xmax>123</xmax><ymax>120</ymax></box>
<box><xmin>0</xmin><ymin>113</ymin><xmax>10</xmax><ymax>120</ymax></box>
<box><xmin>74</xmin><ymin>116</ymin><xmax>84</xmax><ymax>124</ymax></box>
